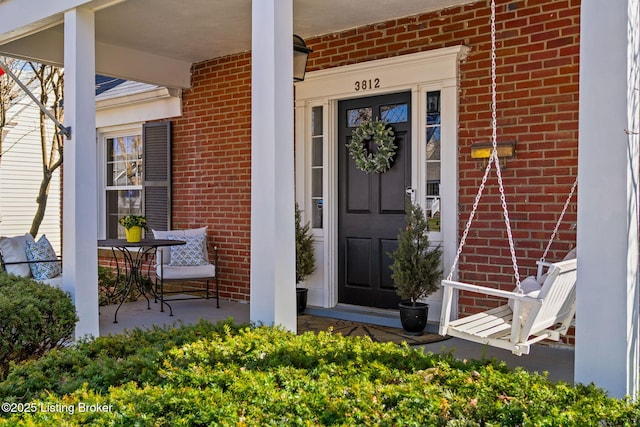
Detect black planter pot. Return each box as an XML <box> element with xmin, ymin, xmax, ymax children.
<box><xmin>398</xmin><ymin>301</ymin><xmax>428</xmax><ymax>336</ymax></box>
<box><xmin>296</xmin><ymin>287</ymin><xmax>308</xmax><ymax>314</ymax></box>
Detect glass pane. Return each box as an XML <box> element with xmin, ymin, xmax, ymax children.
<box><xmin>347</xmin><ymin>107</ymin><xmax>372</xmax><ymax>128</ymax></box>
<box><xmin>312</xmin><ymin>106</ymin><xmax>323</xmax><ymax>136</ymax></box>
<box><xmin>426</xmin><ymin>163</ymin><xmax>441</xmax><ymax>183</ymax></box>
<box><xmin>426</xmin><ymin>111</ymin><xmax>440</xmax><ymax>147</ymax></box>
<box><xmin>425</xmin><ymin>179</ymin><xmax>440</xmax><ymax>196</ymax></box>
<box><xmin>312</xmin><ymin>168</ymin><xmax>323</xmax><ymax>198</ymax></box>
<box><xmin>380</xmin><ymin>103</ymin><xmax>408</xmax><ymax>123</ymax></box>
<box><xmin>426</xmin><ymin>138</ymin><xmax>440</xmax><ymax>161</ymax></box>
<box><xmin>427</xmin><ymin>91</ymin><xmax>440</xmax><ymax>114</ymax></box>
<box><xmin>426</xmin><ymin>196</ymin><xmax>441</xmax><ymax>232</ymax></box>
<box><xmin>312</xmin><ymin>137</ymin><xmax>323</xmax><ymax>167</ymax></box>
<box><xmin>106</xmin><ymin>189</ymin><xmax>142</xmax><ymax>239</ymax></box>
<box><xmin>106</xmin><ymin>136</ymin><xmax>143</xmax><ymax>187</ymax></box>
<box><xmin>427</xmin><ymin>113</ymin><xmax>440</xmax><ymax>127</ymax></box>
<box><xmin>312</xmin><ymin>199</ymin><xmax>323</xmax><ymax>229</ymax></box>
<box><xmin>425</xmin><ymin>91</ymin><xmax>442</xmax><ymax>232</ymax></box>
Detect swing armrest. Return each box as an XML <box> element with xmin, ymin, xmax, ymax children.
<box><xmin>441</xmin><ymin>280</ymin><xmax>542</xmax><ymax>304</ymax></box>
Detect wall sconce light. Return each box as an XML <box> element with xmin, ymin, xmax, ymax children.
<box><xmin>293</xmin><ymin>34</ymin><xmax>312</xmax><ymax>82</ymax></box>
<box><xmin>470</xmin><ymin>140</ymin><xmax>516</xmax><ymax>167</ymax></box>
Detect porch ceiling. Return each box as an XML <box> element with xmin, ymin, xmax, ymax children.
<box><xmin>0</xmin><ymin>0</ymin><xmax>476</xmax><ymax>88</ymax></box>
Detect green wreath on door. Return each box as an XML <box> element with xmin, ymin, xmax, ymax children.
<box><xmin>347</xmin><ymin>119</ymin><xmax>397</xmax><ymax>174</ymax></box>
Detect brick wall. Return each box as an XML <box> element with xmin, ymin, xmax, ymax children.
<box><xmin>173</xmin><ymin>0</ymin><xmax>580</xmax><ymax>341</ymax></box>
<box><xmin>172</xmin><ymin>53</ymin><xmax>252</xmax><ymax>302</ymax></box>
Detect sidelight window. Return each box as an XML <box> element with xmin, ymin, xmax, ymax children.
<box><xmin>311</xmin><ymin>106</ymin><xmax>324</xmax><ymax>228</ymax></box>
<box><xmin>425</xmin><ymin>91</ymin><xmax>441</xmax><ymax>231</ymax></box>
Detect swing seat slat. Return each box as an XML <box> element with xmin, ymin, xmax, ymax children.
<box><xmin>448</xmin><ymin>305</ymin><xmax>514</xmax><ymax>338</ymax></box>
<box><xmin>439</xmin><ymin>259</ymin><xmax>577</xmax><ymax>356</ymax></box>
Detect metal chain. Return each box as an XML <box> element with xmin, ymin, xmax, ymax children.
<box><xmin>490</xmin><ymin>0</ymin><xmax>521</xmax><ymax>290</ymax></box>
<box><xmin>446</xmin><ymin>149</ymin><xmax>495</xmax><ymax>281</ymax></box>
<box><xmin>540</xmin><ymin>177</ymin><xmax>578</xmax><ymax>262</ymax></box>
<box><xmin>447</xmin><ymin>0</ymin><xmax>522</xmax><ymax>290</ymax></box>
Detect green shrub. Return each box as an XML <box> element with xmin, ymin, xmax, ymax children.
<box><xmin>0</xmin><ymin>273</ymin><xmax>77</xmax><ymax>378</ymax></box>
<box><xmin>0</xmin><ymin>318</ymin><xmax>243</xmax><ymax>400</ymax></box>
<box><xmin>98</xmin><ymin>266</ymin><xmax>150</xmax><ymax>306</ymax></box>
<box><xmin>0</xmin><ymin>320</ymin><xmax>639</xmax><ymax>426</ymax></box>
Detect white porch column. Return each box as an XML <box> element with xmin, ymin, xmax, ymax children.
<box><xmin>250</xmin><ymin>0</ymin><xmax>296</xmax><ymax>331</ymax></box>
<box><xmin>63</xmin><ymin>8</ymin><xmax>99</xmax><ymax>338</ymax></box>
<box><xmin>576</xmin><ymin>0</ymin><xmax>640</xmax><ymax>398</ymax></box>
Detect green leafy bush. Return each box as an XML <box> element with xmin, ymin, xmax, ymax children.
<box><xmin>97</xmin><ymin>266</ymin><xmax>144</xmax><ymax>306</ymax></box>
<box><xmin>0</xmin><ymin>320</ymin><xmax>639</xmax><ymax>426</ymax></box>
<box><xmin>0</xmin><ymin>273</ymin><xmax>77</xmax><ymax>378</ymax></box>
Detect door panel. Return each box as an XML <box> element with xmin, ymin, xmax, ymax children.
<box><xmin>338</xmin><ymin>92</ymin><xmax>411</xmax><ymax>309</ymax></box>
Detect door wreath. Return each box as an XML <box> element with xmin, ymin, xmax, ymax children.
<box><xmin>347</xmin><ymin>119</ymin><xmax>397</xmax><ymax>174</ymax></box>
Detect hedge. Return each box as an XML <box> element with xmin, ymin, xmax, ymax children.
<box><xmin>0</xmin><ymin>319</ymin><xmax>638</xmax><ymax>426</ymax></box>
<box><xmin>0</xmin><ymin>273</ymin><xmax>77</xmax><ymax>378</ymax></box>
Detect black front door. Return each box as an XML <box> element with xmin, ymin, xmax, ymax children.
<box><xmin>338</xmin><ymin>92</ymin><xmax>411</xmax><ymax>309</ymax></box>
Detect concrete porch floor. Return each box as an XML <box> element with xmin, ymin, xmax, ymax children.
<box><xmin>99</xmin><ymin>299</ymin><xmax>574</xmax><ymax>384</ymax></box>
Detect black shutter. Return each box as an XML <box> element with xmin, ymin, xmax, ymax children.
<box><xmin>143</xmin><ymin>121</ymin><xmax>171</xmax><ymax>235</ymax></box>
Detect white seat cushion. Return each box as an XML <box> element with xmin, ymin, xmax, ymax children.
<box><xmin>563</xmin><ymin>247</ymin><xmax>577</xmax><ymax>261</ymax></box>
<box><xmin>38</xmin><ymin>276</ymin><xmax>63</xmax><ymax>288</ymax></box>
<box><xmin>508</xmin><ymin>276</ymin><xmax>541</xmax><ymax>323</ymax></box>
<box><xmin>0</xmin><ymin>233</ymin><xmax>36</xmax><ymax>277</ymax></box>
<box><xmin>156</xmin><ymin>263</ymin><xmax>215</xmax><ymax>280</ymax></box>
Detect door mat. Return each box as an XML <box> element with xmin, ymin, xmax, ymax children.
<box><xmin>297</xmin><ymin>314</ymin><xmax>449</xmax><ymax>346</ymax></box>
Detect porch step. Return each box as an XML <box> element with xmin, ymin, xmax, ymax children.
<box><xmin>304</xmin><ymin>304</ymin><xmax>439</xmax><ymax>333</ymax></box>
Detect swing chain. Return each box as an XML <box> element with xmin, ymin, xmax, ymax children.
<box><xmin>490</xmin><ymin>0</ymin><xmax>520</xmax><ymax>290</ymax></box>
<box><xmin>540</xmin><ymin>177</ymin><xmax>578</xmax><ymax>262</ymax></box>
<box><xmin>446</xmin><ymin>146</ymin><xmax>495</xmax><ymax>281</ymax></box>
<box><xmin>446</xmin><ymin>0</ymin><xmax>522</xmax><ymax>290</ymax></box>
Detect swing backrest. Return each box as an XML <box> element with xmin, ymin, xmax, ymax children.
<box><xmin>521</xmin><ymin>258</ymin><xmax>577</xmax><ymax>337</ymax></box>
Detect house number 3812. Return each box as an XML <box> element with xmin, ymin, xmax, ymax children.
<box><xmin>354</xmin><ymin>78</ymin><xmax>380</xmax><ymax>91</ymax></box>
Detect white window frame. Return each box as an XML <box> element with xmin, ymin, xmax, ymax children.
<box><xmin>97</xmin><ymin>124</ymin><xmax>143</xmax><ymax>239</ymax></box>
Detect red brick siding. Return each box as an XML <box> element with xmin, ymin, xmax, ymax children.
<box><xmin>308</xmin><ymin>0</ymin><xmax>579</xmax><ymax>334</ymax></box>
<box><xmin>172</xmin><ymin>53</ymin><xmax>252</xmax><ymax>302</ymax></box>
<box><xmin>172</xmin><ymin>0</ymin><xmax>580</xmax><ymax>342</ymax></box>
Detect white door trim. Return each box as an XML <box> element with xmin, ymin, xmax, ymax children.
<box><xmin>295</xmin><ymin>46</ymin><xmax>469</xmax><ymax>319</ymax></box>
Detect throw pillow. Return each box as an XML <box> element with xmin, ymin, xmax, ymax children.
<box><xmin>25</xmin><ymin>235</ymin><xmax>62</xmax><ymax>280</ymax></box>
<box><xmin>152</xmin><ymin>227</ymin><xmax>209</xmax><ymax>264</ymax></box>
<box><xmin>0</xmin><ymin>233</ymin><xmax>36</xmax><ymax>277</ymax></box>
<box><xmin>563</xmin><ymin>247</ymin><xmax>577</xmax><ymax>261</ymax></box>
<box><xmin>167</xmin><ymin>234</ymin><xmax>208</xmax><ymax>266</ymax></box>
<box><xmin>508</xmin><ymin>276</ymin><xmax>541</xmax><ymax>325</ymax></box>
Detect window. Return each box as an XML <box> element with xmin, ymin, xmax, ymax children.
<box><xmin>425</xmin><ymin>91</ymin><xmax>441</xmax><ymax>232</ymax></box>
<box><xmin>102</xmin><ymin>122</ymin><xmax>171</xmax><ymax>239</ymax></box>
<box><xmin>106</xmin><ymin>135</ymin><xmax>143</xmax><ymax>238</ymax></box>
<box><xmin>311</xmin><ymin>106</ymin><xmax>323</xmax><ymax>228</ymax></box>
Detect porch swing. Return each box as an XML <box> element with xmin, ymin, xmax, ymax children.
<box><xmin>438</xmin><ymin>0</ymin><xmax>578</xmax><ymax>356</ymax></box>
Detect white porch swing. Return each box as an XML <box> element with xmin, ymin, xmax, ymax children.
<box><xmin>438</xmin><ymin>0</ymin><xmax>578</xmax><ymax>356</ymax></box>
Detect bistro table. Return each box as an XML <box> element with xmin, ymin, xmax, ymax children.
<box><xmin>98</xmin><ymin>238</ymin><xmax>186</xmax><ymax>323</ymax></box>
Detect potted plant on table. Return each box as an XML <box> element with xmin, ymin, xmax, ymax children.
<box><xmin>389</xmin><ymin>201</ymin><xmax>442</xmax><ymax>335</ymax></box>
<box><xmin>295</xmin><ymin>203</ymin><xmax>316</xmax><ymax>314</ymax></box>
<box><xmin>118</xmin><ymin>215</ymin><xmax>147</xmax><ymax>243</ymax></box>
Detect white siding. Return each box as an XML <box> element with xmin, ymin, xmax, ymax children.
<box><xmin>0</xmin><ymin>78</ymin><xmax>61</xmax><ymax>253</ymax></box>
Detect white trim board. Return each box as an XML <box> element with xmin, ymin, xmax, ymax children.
<box><xmin>294</xmin><ymin>46</ymin><xmax>469</xmax><ymax>321</ymax></box>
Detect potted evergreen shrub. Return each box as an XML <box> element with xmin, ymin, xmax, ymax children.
<box><xmin>389</xmin><ymin>201</ymin><xmax>442</xmax><ymax>335</ymax></box>
<box><xmin>295</xmin><ymin>203</ymin><xmax>316</xmax><ymax>314</ymax></box>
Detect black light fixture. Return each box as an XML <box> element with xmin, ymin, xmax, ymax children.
<box><xmin>293</xmin><ymin>34</ymin><xmax>312</xmax><ymax>82</ymax></box>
